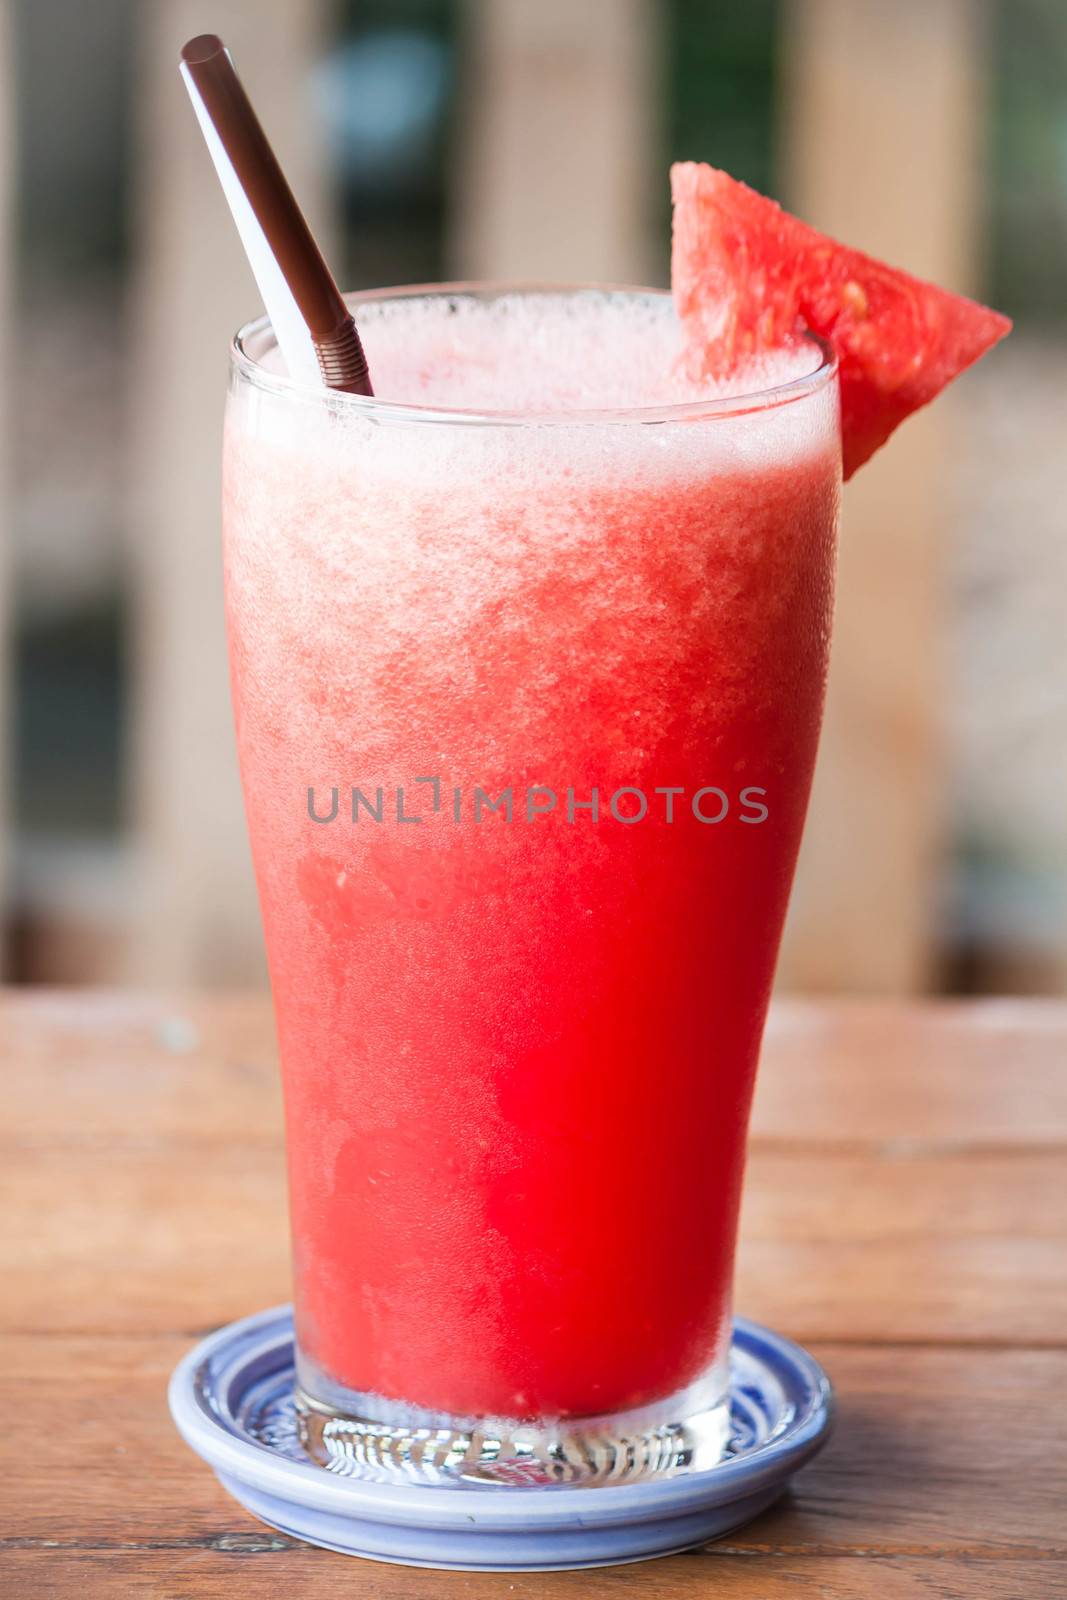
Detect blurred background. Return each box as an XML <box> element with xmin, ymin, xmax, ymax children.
<box><xmin>0</xmin><ymin>0</ymin><xmax>1063</xmax><ymax>993</ymax></box>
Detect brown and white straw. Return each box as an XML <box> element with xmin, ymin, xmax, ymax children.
<box><xmin>180</xmin><ymin>33</ymin><xmax>373</xmax><ymax>396</ymax></box>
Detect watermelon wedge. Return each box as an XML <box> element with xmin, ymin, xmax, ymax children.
<box><xmin>671</xmin><ymin>162</ymin><xmax>1011</xmax><ymax>478</ymax></box>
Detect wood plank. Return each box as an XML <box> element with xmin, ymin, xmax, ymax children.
<box><xmin>3</xmin><ymin>993</ymin><xmax>1066</xmax><ymax>1150</ymax></box>
<box><xmin>777</xmin><ymin>0</ymin><xmax>990</xmax><ymax>993</ymax></box>
<box><xmin>452</xmin><ymin>0</ymin><xmax>661</xmax><ymax>284</ymax></box>
<box><xmin>754</xmin><ymin>1000</ymin><xmax>1067</xmax><ymax>1146</ymax></box>
<box><xmin>2</xmin><ymin>1338</ymin><xmax>1063</xmax><ymax>1557</ymax></box>
<box><xmin>124</xmin><ymin>1</ymin><xmax>335</xmax><ymax>986</ymax></box>
<box><xmin>0</xmin><ymin>1145</ymin><xmax>288</xmax><ymax>1335</ymax></box>
<box><xmin>3</xmin><ymin>997</ymin><xmax>1065</xmax><ymax>1345</ymax></box>
<box><xmin>0</xmin><ymin>990</ymin><xmax>281</xmax><ymax>1148</ymax></box>
<box><xmin>737</xmin><ymin>1241</ymin><xmax>1067</xmax><ymax>1350</ymax></box>
<box><xmin>3</xmin><ymin>1139</ymin><xmax>1063</xmax><ymax>1345</ymax></box>
<box><xmin>0</xmin><ymin>1549</ymin><xmax>1061</xmax><ymax>1600</ymax></box>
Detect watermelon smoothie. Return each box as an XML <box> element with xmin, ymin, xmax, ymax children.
<box><xmin>224</xmin><ymin>287</ymin><xmax>840</xmax><ymax>1481</ymax></box>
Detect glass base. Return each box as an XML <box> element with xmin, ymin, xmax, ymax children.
<box><xmin>295</xmin><ymin>1364</ymin><xmax>731</xmax><ymax>1488</ymax></box>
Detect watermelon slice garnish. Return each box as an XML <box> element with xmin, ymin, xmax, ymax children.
<box><xmin>671</xmin><ymin>162</ymin><xmax>1011</xmax><ymax>478</ymax></box>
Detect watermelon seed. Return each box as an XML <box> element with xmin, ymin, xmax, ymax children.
<box><xmin>842</xmin><ymin>280</ymin><xmax>869</xmax><ymax>318</ymax></box>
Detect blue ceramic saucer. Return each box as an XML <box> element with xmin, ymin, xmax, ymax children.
<box><xmin>169</xmin><ymin>1304</ymin><xmax>832</xmax><ymax>1571</ymax></box>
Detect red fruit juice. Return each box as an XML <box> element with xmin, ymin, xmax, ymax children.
<box><xmin>223</xmin><ymin>289</ymin><xmax>839</xmax><ymax>1428</ymax></box>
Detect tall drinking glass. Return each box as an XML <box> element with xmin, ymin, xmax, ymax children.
<box><xmin>223</xmin><ymin>286</ymin><xmax>840</xmax><ymax>1485</ymax></box>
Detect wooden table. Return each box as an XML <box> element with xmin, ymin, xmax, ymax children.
<box><xmin>3</xmin><ymin>993</ymin><xmax>1065</xmax><ymax>1598</ymax></box>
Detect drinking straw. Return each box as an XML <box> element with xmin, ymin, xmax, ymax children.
<box><xmin>180</xmin><ymin>34</ymin><xmax>373</xmax><ymax>396</ymax></box>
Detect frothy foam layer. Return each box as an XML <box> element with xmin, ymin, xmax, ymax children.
<box><xmin>256</xmin><ymin>290</ymin><xmax>821</xmax><ymax>414</ymax></box>
<box><xmin>237</xmin><ymin>290</ymin><xmax>839</xmax><ymax>492</ymax></box>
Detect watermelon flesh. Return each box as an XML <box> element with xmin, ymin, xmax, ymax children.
<box><xmin>671</xmin><ymin>162</ymin><xmax>1011</xmax><ymax>478</ymax></box>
